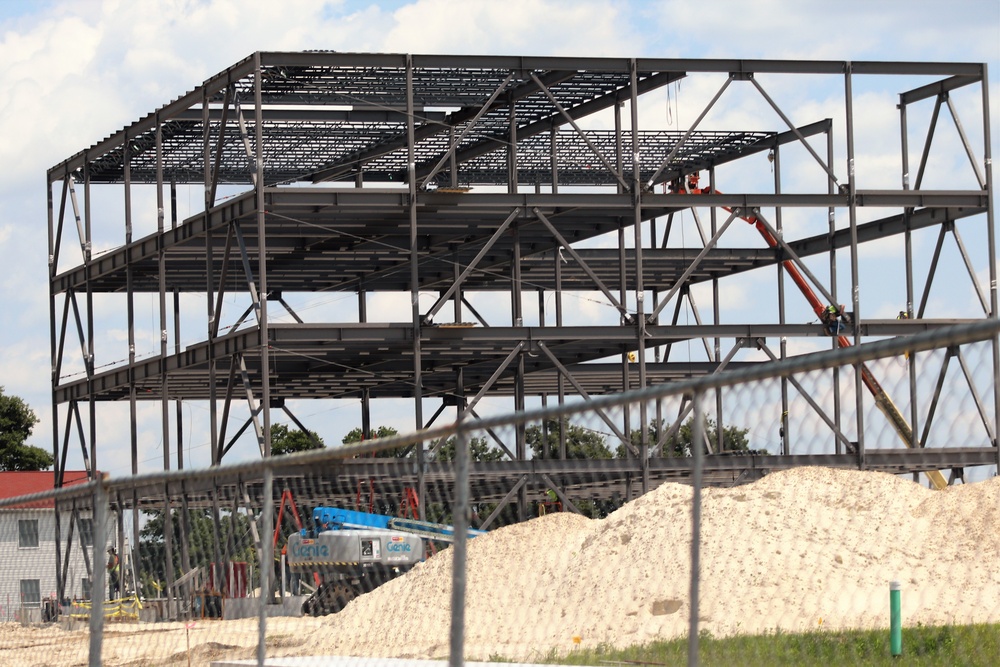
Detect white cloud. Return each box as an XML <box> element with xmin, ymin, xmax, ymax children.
<box><xmin>380</xmin><ymin>0</ymin><xmax>638</xmax><ymax>56</ymax></box>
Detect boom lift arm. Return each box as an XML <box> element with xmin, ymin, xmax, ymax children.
<box><xmin>311</xmin><ymin>506</ymin><xmax>487</xmax><ymax>543</ymax></box>
<box><xmin>671</xmin><ymin>175</ymin><xmax>947</xmax><ymax>489</ymax></box>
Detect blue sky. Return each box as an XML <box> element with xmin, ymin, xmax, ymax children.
<box><xmin>0</xmin><ymin>0</ymin><xmax>997</xmax><ymax>476</ymax></box>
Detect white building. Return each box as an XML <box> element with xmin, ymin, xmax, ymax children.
<box><xmin>0</xmin><ymin>471</ymin><xmax>95</xmax><ymax>620</ymax></box>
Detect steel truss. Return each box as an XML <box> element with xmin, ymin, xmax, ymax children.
<box><xmin>46</xmin><ymin>53</ymin><xmax>996</xmax><ymax>603</ymax></box>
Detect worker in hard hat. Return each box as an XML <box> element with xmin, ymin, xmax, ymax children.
<box><xmin>106</xmin><ymin>546</ymin><xmax>121</xmax><ymax>600</ymax></box>
<box><xmin>823</xmin><ymin>304</ymin><xmax>846</xmax><ymax>335</ymax></box>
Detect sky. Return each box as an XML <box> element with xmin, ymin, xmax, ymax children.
<box><xmin>0</xmin><ymin>0</ymin><xmax>997</xmax><ymax>478</ymax></box>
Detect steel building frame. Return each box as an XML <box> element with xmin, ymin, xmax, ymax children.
<box><xmin>46</xmin><ymin>53</ymin><xmax>996</xmax><ymax>600</ymax></box>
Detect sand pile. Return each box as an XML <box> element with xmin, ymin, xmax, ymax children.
<box><xmin>292</xmin><ymin>467</ymin><xmax>1000</xmax><ymax>661</ymax></box>
<box><xmin>1</xmin><ymin>467</ymin><xmax>996</xmax><ymax>665</ymax></box>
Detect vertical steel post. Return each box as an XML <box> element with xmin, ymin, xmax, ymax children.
<box><xmin>254</xmin><ymin>52</ymin><xmax>272</xmax><ymax>461</ymax></box>
<box><xmin>709</xmin><ymin>166</ymin><xmax>723</xmax><ymax>453</ymax></box>
<box><xmin>406</xmin><ymin>55</ymin><xmax>427</xmax><ymax>519</ymax></box>
<box><xmin>550</xmin><ymin>126</ymin><xmax>567</xmax><ymax>460</ymax></box>
<box><xmin>169</xmin><ymin>179</ymin><xmax>180</xmax><ymax>469</ymax></box>
<box><xmin>630</xmin><ymin>60</ymin><xmax>649</xmax><ymax>493</ymax></box>
<box><xmin>360</xmin><ymin>281</ymin><xmax>370</xmax><ymax>437</ymax></box>
<box><xmin>900</xmin><ymin>98</ymin><xmax>921</xmax><ymax>447</ymax></box>
<box><xmin>83</xmin><ymin>162</ymin><xmax>96</xmax><ymax>479</ymax></box>
<box><xmin>125</xmin><ymin>131</ymin><xmax>137</xmax><ymax>479</ymax></box>
<box><xmin>550</xmin><ymin>125</ymin><xmax>559</xmax><ymax>191</ymax></box>
<box><xmin>455</xmin><ymin>251</ymin><xmax>464</xmax><ymax>324</ymax></box>
<box><xmin>173</xmin><ymin>285</ymin><xmax>183</xmax><ymax>470</ymax></box>
<box><xmin>844</xmin><ymin>63</ymin><xmax>865</xmax><ymax>465</ymax></box>
<box><xmin>448</xmin><ymin>399</ymin><xmax>470</xmax><ymax>667</ymax></box>
<box><xmin>616</xmin><ymin>103</ymin><xmax>631</xmax><ymax>450</ymax></box>
<box><xmin>155</xmin><ymin>115</ymin><xmax>177</xmax><ymax>619</ymax></box>
<box><xmin>47</xmin><ymin>173</ymin><xmax>64</xmax><ymax>603</ymax></box>
<box><xmin>81</xmin><ymin>160</ymin><xmax>98</xmax><ymax>474</ymax></box>
<box><xmin>828</xmin><ymin>127</ymin><xmax>842</xmax><ymax>454</ymax></box>
<box><xmin>981</xmin><ymin>65</ymin><xmax>999</xmax><ymax>466</ymax></box>
<box><xmin>252</xmin><ymin>54</ymin><xmax>275</xmax><ymax>623</ymax></box>
<box><xmin>124</xmin><ymin>133</ymin><xmax>141</xmax><ymax>603</ymax></box>
<box><xmin>774</xmin><ymin>147</ymin><xmax>790</xmax><ymax>456</ymax></box>
<box><xmin>209</xmin><ymin>488</ymin><xmax>224</xmax><ymax>608</ymax></box>
<box><xmin>206</xmin><ymin>100</ymin><xmax>226</xmax><ymax>597</ymax></box>
<box><xmin>157</xmin><ymin>115</ymin><xmax>168</xmax><ymax>469</ymax></box>
<box><xmin>257</xmin><ymin>466</ymin><xmax>274</xmax><ymax>665</ymax></box>
<box><xmin>555</xmin><ymin>224</ymin><xmax>566</xmax><ymax>460</ymax></box>
<box><xmin>169</xmin><ymin>180</ymin><xmax>192</xmax><ymax>595</ymax></box>
<box><xmin>513</xmin><ymin>225</ymin><xmax>527</xmax><ymax>520</ymax></box>
<box><xmin>203</xmin><ymin>88</ymin><xmax>220</xmax><ymax>467</ymax></box>
<box><xmin>89</xmin><ymin>477</ymin><xmax>108</xmax><ymax>667</ymax></box>
<box><xmin>687</xmin><ymin>390</ymin><xmax>704</xmax><ymax>667</ymax></box>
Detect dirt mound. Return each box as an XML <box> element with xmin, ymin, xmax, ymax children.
<box><xmin>290</xmin><ymin>468</ymin><xmax>1000</xmax><ymax>661</ymax></box>
<box><xmin>3</xmin><ymin>468</ymin><xmax>996</xmax><ymax>665</ymax></box>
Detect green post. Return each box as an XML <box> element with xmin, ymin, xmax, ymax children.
<box><xmin>890</xmin><ymin>580</ymin><xmax>902</xmax><ymax>657</ymax></box>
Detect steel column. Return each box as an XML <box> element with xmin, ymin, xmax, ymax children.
<box><xmin>844</xmin><ymin>65</ymin><xmax>865</xmax><ymax>468</ymax></box>
<box><xmin>405</xmin><ymin>55</ymin><xmax>427</xmax><ymax>520</ymax></box>
<box><xmin>982</xmin><ymin>65</ymin><xmax>1000</xmax><ymax>465</ymax></box>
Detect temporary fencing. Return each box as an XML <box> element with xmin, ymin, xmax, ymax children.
<box><xmin>0</xmin><ymin>318</ymin><xmax>996</xmax><ymax>666</ymax></box>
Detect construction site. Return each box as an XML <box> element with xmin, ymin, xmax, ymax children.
<box><xmin>35</xmin><ymin>52</ymin><xmax>998</xmax><ymax>646</ymax></box>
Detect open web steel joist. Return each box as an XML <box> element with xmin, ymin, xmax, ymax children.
<box><xmin>46</xmin><ymin>55</ymin><xmax>997</xmax><ymax>601</ymax></box>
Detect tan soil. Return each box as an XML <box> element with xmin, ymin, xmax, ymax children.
<box><xmin>1</xmin><ymin>467</ymin><xmax>997</xmax><ymax>665</ymax></box>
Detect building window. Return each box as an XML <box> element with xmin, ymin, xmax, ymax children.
<box><xmin>78</xmin><ymin>518</ymin><xmax>94</xmax><ymax>547</ymax></box>
<box><xmin>18</xmin><ymin>519</ymin><xmax>39</xmax><ymax>549</ymax></box>
<box><xmin>82</xmin><ymin>577</ymin><xmax>92</xmax><ymax>601</ymax></box>
<box><xmin>19</xmin><ymin>580</ymin><xmax>40</xmax><ymax>607</ymax></box>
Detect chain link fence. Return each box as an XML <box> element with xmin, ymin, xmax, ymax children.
<box><xmin>0</xmin><ymin>319</ymin><xmax>997</xmax><ymax>666</ymax></box>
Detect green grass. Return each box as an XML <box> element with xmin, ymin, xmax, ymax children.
<box><xmin>535</xmin><ymin>623</ymin><xmax>999</xmax><ymax>666</ymax></box>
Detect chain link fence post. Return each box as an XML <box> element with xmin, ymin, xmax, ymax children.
<box><xmin>449</xmin><ymin>412</ymin><xmax>471</xmax><ymax>666</ymax></box>
<box><xmin>89</xmin><ymin>476</ymin><xmax>108</xmax><ymax>667</ymax></box>
<box><xmin>688</xmin><ymin>390</ymin><xmax>705</xmax><ymax>667</ymax></box>
<box><xmin>257</xmin><ymin>465</ymin><xmax>274</xmax><ymax>666</ymax></box>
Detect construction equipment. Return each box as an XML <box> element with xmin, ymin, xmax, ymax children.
<box><xmin>286</xmin><ymin>506</ymin><xmax>485</xmax><ymax>616</ymax></box>
<box><xmin>671</xmin><ymin>174</ymin><xmax>948</xmax><ymax>489</ymax></box>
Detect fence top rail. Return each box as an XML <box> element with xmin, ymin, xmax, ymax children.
<box><xmin>1</xmin><ymin>318</ymin><xmax>996</xmax><ymax>509</ymax></box>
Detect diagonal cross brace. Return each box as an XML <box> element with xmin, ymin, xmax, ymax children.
<box><xmin>468</xmin><ymin>407</ymin><xmax>517</xmax><ymax>461</ymax></box>
<box><xmin>649</xmin><ymin>208</ymin><xmax>740</xmax><ymax>321</ymax></box>
<box><xmin>757</xmin><ymin>340</ymin><xmax>856</xmax><ymax>453</ymax></box>
<box><xmin>529</xmin><ymin>72</ymin><xmax>631</xmax><ymax>192</ymax></box>
<box><xmin>752</xmin><ymin>209</ymin><xmax>840</xmax><ymax>308</ymax></box>
<box><xmin>536</xmin><ymin>341</ymin><xmax>638</xmax><ymax>457</ymax></box>
<box><xmin>533</xmin><ymin>208</ymin><xmax>631</xmax><ymax>320</ymax></box>
<box><xmin>467</xmin><ymin>341</ymin><xmax>526</xmax><ymax>413</ymax></box>
<box><xmin>749</xmin><ymin>77</ymin><xmax>839</xmax><ymax>187</ymax></box>
<box><xmin>420</xmin><ymin>72</ymin><xmax>516</xmax><ymax>189</ymax></box>
<box><xmin>646</xmin><ymin>76</ymin><xmax>733</xmax><ymax>189</ymax></box>
<box><xmin>650</xmin><ymin>340</ymin><xmax>744</xmax><ymax>456</ymax></box>
<box><xmin>424</xmin><ymin>207</ymin><xmax>521</xmax><ymax>322</ymax></box>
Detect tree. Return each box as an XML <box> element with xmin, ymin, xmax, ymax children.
<box><xmin>651</xmin><ymin>417</ymin><xmax>751</xmax><ymax>457</ymax></box>
<box><xmin>526</xmin><ymin>418</ymin><xmax>614</xmax><ymax>460</ymax></box>
<box><xmin>525</xmin><ymin>419</ymin><xmax>619</xmax><ymax>519</ymax></box>
<box><xmin>0</xmin><ymin>386</ymin><xmax>53</xmax><ymax>471</ymax></box>
<box><xmin>342</xmin><ymin>426</ymin><xmax>411</xmax><ymax>458</ymax></box>
<box><xmin>431</xmin><ymin>435</ymin><xmax>505</xmax><ymax>463</ymax></box>
<box><xmin>269</xmin><ymin>424</ymin><xmax>324</xmax><ymax>456</ymax></box>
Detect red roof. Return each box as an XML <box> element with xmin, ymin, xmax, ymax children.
<box><xmin>0</xmin><ymin>471</ymin><xmax>93</xmax><ymax>509</ymax></box>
